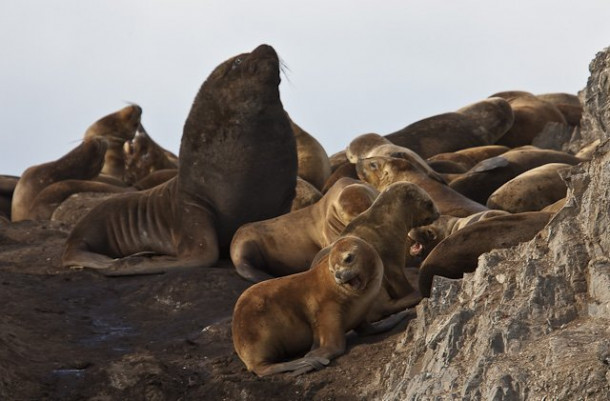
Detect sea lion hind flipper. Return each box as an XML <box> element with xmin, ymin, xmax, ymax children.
<box><xmin>100</xmin><ymin>255</ymin><xmax>213</xmax><ymax>276</ymax></box>
<box><xmin>234</xmin><ymin>260</ymin><xmax>275</xmax><ymax>283</ymax></box>
<box><xmin>254</xmin><ymin>356</ymin><xmax>330</xmax><ymax>377</ymax></box>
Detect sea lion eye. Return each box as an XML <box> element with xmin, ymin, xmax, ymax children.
<box><xmin>234</xmin><ymin>58</ymin><xmax>242</xmax><ymax>65</ymax></box>
<box><xmin>343</xmin><ymin>253</ymin><xmax>354</xmax><ymax>264</ymax></box>
<box><xmin>369</xmin><ymin>161</ymin><xmax>378</xmax><ymax>170</ymax></box>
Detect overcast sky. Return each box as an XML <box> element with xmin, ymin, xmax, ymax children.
<box><xmin>2</xmin><ymin>1</ymin><xmax>609</xmax><ymax>176</ymax></box>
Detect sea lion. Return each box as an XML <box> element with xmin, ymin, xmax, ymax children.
<box><xmin>328</xmin><ymin>150</ymin><xmax>349</xmax><ymax>172</ymax></box>
<box><xmin>346</xmin><ymin>133</ymin><xmax>447</xmax><ymax>183</ymax></box>
<box><xmin>406</xmin><ymin>210</ymin><xmax>511</xmax><ymax>266</ymax></box>
<box><xmin>290</xmin><ymin>116</ymin><xmax>331</xmax><ymax>191</ymax></box>
<box><xmin>541</xmin><ymin>197</ymin><xmax>566</xmax><ymax>213</ymax></box>
<box><xmin>384</xmin><ymin>97</ymin><xmax>514</xmax><ymax>158</ymax></box>
<box><xmin>0</xmin><ymin>175</ymin><xmax>19</xmax><ymax>220</ymax></box>
<box><xmin>83</xmin><ymin>104</ymin><xmax>143</xmax><ymax>181</ymax></box>
<box><xmin>449</xmin><ymin>146</ymin><xmax>583</xmax><ymax>205</ymax></box>
<box><xmin>536</xmin><ymin>92</ymin><xmax>583</xmax><ymax>126</ymax></box>
<box><xmin>131</xmin><ymin>169</ymin><xmax>178</xmax><ymax>190</ymax></box>
<box><xmin>11</xmin><ymin>138</ymin><xmax>130</xmax><ymax>221</ymax></box>
<box><xmin>321</xmin><ymin>161</ymin><xmax>359</xmax><ymax>193</ymax></box>
<box><xmin>62</xmin><ymin>44</ymin><xmax>298</xmax><ymax>274</ymax></box>
<box><xmin>122</xmin><ymin>125</ymin><xmax>178</xmax><ymax>186</ymax></box>
<box><xmin>418</xmin><ymin>211</ymin><xmax>553</xmax><ymax>297</ymax></box>
<box><xmin>356</xmin><ymin>156</ymin><xmax>488</xmax><ymax>217</ymax></box>
<box><xmin>486</xmin><ymin>163</ymin><xmax>571</xmax><ymax>213</ymax></box>
<box><xmin>490</xmin><ymin>91</ymin><xmax>567</xmax><ymax>147</ymax></box>
<box><xmin>233</xmin><ymin>235</ymin><xmax>395</xmax><ymax>376</ymax></box>
<box><xmin>230</xmin><ymin>177</ymin><xmax>378</xmax><ymax>282</ymax></box>
<box><xmin>427</xmin><ymin>145</ymin><xmax>511</xmax><ymax>171</ymax></box>
<box><xmin>291</xmin><ymin>177</ymin><xmax>323</xmax><ymax>211</ymax></box>
<box><xmin>339</xmin><ymin>182</ymin><xmax>440</xmax><ymax>321</ymax></box>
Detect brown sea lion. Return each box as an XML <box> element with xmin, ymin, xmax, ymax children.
<box><xmin>536</xmin><ymin>92</ymin><xmax>583</xmax><ymax>126</ymax></box>
<box><xmin>328</xmin><ymin>150</ymin><xmax>348</xmax><ymax>172</ymax></box>
<box><xmin>339</xmin><ymin>182</ymin><xmax>440</xmax><ymax>321</ymax></box>
<box><xmin>384</xmin><ymin>97</ymin><xmax>514</xmax><ymax>158</ymax></box>
<box><xmin>290</xmin><ymin>116</ymin><xmax>331</xmax><ymax>191</ymax></box>
<box><xmin>541</xmin><ymin>197</ymin><xmax>566</xmax><ymax>213</ymax></box>
<box><xmin>83</xmin><ymin>104</ymin><xmax>142</xmax><ymax>180</ymax></box>
<box><xmin>122</xmin><ymin>125</ymin><xmax>178</xmax><ymax>186</ymax></box>
<box><xmin>62</xmin><ymin>44</ymin><xmax>298</xmax><ymax>274</ymax></box>
<box><xmin>233</xmin><ymin>235</ymin><xmax>398</xmax><ymax>376</ymax></box>
<box><xmin>356</xmin><ymin>156</ymin><xmax>488</xmax><ymax>217</ymax></box>
<box><xmin>575</xmin><ymin>139</ymin><xmax>601</xmax><ymax>160</ymax></box>
<box><xmin>449</xmin><ymin>146</ymin><xmax>583</xmax><ymax>205</ymax></box>
<box><xmin>486</xmin><ymin>163</ymin><xmax>570</xmax><ymax>213</ymax></box>
<box><xmin>291</xmin><ymin>177</ymin><xmax>323</xmax><ymax>211</ymax></box>
<box><xmin>418</xmin><ymin>211</ymin><xmax>553</xmax><ymax>297</ymax></box>
<box><xmin>0</xmin><ymin>175</ymin><xmax>19</xmax><ymax>220</ymax></box>
<box><xmin>490</xmin><ymin>91</ymin><xmax>567</xmax><ymax>147</ymax></box>
<box><xmin>230</xmin><ymin>177</ymin><xmax>378</xmax><ymax>282</ymax></box>
<box><xmin>406</xmin><ymin>210</ymin><xmax>511</xmax><ymax>266</ymax></box>
<box><xmin>346</xmin><ymin>133</ymin><xmax>447</xmax><ymax>183</ymax></box>
<box><xmin>131</xmin><ymin>169</ymin><xmax>178</xmax><ymax>190</ymax></box>
<box><xmin>427</xmin><ymin>145</ymin><xmax>511</xmax><ymax>171</ymax></box>
<box><xmin>321</xmin><ymin>161</ymin><xmax>359</xmax><ymax>193</ymax></box>
<box><xmin>11</xmin><ymin>138</ymin><xmax>130</xmax><ymax>221</ymax></box>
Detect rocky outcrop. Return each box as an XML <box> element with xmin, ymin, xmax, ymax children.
<box><xmin>378</xmin><ymin>47</ymin><xmax>610</xmax><ymax>400</ymax></box>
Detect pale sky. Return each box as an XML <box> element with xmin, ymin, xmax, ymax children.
<box><xmin>2</xmin><ymin>1</ymin><xmax>609</xmax><ymax>176</ymax></box>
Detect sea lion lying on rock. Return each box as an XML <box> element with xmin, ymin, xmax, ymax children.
<box><xmin>230</xmin><ymin>177</ymin><xmax>378</xmax><ymax>282</ymax></box>
<box><xmin>418</xmin><ymin>211</ymin><xmax>553</xmax><ymax>297</ymax></box>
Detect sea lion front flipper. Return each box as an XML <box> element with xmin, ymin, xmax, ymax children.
<box><xmin>355</xmin><ymin>309</ymin><xmax>412</xmax><ymax>336</ymax></box>
<box><xmin>469</xmin><ymin>156</ymin><xmax>509</xmax><ymax>173</ymax></box>
<box><xmin>233</xmin><ymin>261</ymin><xmax>275</xmax><ymax>283</ymax></box>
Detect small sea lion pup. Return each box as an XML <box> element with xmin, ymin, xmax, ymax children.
<box><xmin>418</xmin><ymin>211</ymin><xmax>553</xmax><ymax>298</ymax></box>
<box><xmin>356</xmin><ymin>156</ymin><xmax>488</xmax><ymax>217</ymax></box>
<box><xmin>449</xmin><ymin>146</ymin><xmax>584</xmax><ymax>205</ymax></box>
<box><xmin>83</xmin><ymin>104</ymin><xmax>143</xmax><ymax>181</ymax></box>
<box><xmin>384</xmin><ymin>97</ymin><xmax>514</xmax><ymax>158</ymax></box>
<box><xmin>486</xmin><ymin>163</ymin><xmax>571</xmax><ymax>213</ymax></box>
<box><xmin>11</xmin><ymin>138</ymin><xmax>132</xmax><ymax>221</ymax></box>
<box><xmin>62</xmin><ymin>44</ymin><xmax>298</xmax><ymax>274</ymax></box>
<box><xmin>406</xmin><ymin>210</ymin><xmax>510</xmax><ymax>266</ymax></box>
<box><xmin>339</xmin><ymin>181</ymin><xmax>440</xmax><ymax>321</ymax></box>
<box><xmin>233</xmin><ymin>235</ymin><xmax>406</xmax><ymax>377</ymax></box>
<box><xmin>230</xmin><ymin>177</ymin><xmax>378</xmax><ymax>282</ymax></box>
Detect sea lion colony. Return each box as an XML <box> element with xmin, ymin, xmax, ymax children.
<box><xmin>0</xmin><ymin>44</ymin><xmax>592</xmax><ymax>377</ymax></box>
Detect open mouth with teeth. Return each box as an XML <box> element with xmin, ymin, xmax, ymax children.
<box><xmin>409</xmin><ymin>241</ymin><xmax>424</xmax><ymax>256</ymax></box>
<box><xmin>334</xmin><ymin>269</ymin><xmax>364</xmax><ymax>291</ymax></box>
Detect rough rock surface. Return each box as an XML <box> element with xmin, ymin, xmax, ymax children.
<box><xmin>377</xmin><ymin>47</ymin><xmax>610</xmax><ymax>400</ymax></box>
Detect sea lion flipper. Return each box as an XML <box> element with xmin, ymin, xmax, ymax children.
<box><xmin>470</xmin><ymin>156</ymin><xmax>509</xmax><ymax>173</ymax></box>
<box><xmin>355</xmin><ymin>309</ymin><xmax>411</xmax><ymax>336</ymax></box>
<box><xmin>234</xmin><ymin>261</ymin><xmax>275</xmax><ymax>283</ymax></box>
<box><xmin>255</xmin><ymin>356</ymin><xmax>330</xmax><ymax>377</ymax></box>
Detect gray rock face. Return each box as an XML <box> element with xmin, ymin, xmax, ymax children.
<box><xmin>378</xmin><ymin>47</ymin><xmax>610</xmax><ymax>400</ymax></box>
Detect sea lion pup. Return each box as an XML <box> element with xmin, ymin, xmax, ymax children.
<box><xmin>11</xmin><ymin>138</ymin><xmax>131</xmax><ymax>221</ymax></box>
<box><xmin>427</xmin><ymin>145</ymin><xmax>511</xmax><ymax>172</ymax></box>
<box><xmin>291</xmin><ymin>177</ymin><xmax>322</xmax><ymax>211</ymax></box>
<box><xmin>339</xmin><ymin>182</ymin><xmax>440</xmax><ymax>321</ymax></box>
<box><xmin>230</xmin><ymin>177</ymin><xmax>378</xmax><ymax>282</ymax></box>
<box><xmin>490</xmin><ymin>91</ymin><xmax>567</xmax><ymax>147</ymax></box>
<box><xmin>486</xmin><ymin>163</ymin><xmax>571</xmax><ymax>213</ymax></box>
<box><xmin>122</xmin><ymin>125</ymin><xmax>178</xmax><ymax>186</ymax></box>
<box><xmin>449</xmin><ymin>146</ymin><xmax>584</xmax><ymax>205</ymax></box>
<box><xmin>83</xmin><ymin>104</ymin><xmax>143</xmax><ymax>181</ymax></box>
<box><xmin>233</xmin><ymin>235</ymin><xmax>399</xmax><ymax>377</ymax></box>
<box><xmin>346</xmin><ymin>133</ymin><xmax>447</xmax><ymax>183</ymax></box>
<box><xmin>289</xmin><ymin>116</ymin><xmax>331</xmax><ymax>191</ymax></box>
<box><xmin>406</xmin><ymin>210</ymin><xmax>510</xmax><ymax>266</ymax></box>
<box><xmin>418</xmin><ymin>211</ymin><xmax>553</xmax><ymax>298</ymax></box>
<box><xmin>356</xmin><ymin>156</ymin><xmax>488</xmax><ymax>217</ymax></box>
<box><xmin>62</xmin><ymin>44</ymin><xmax>298</xmax><ymax>274</ymax></box>
<box><xmin>384</xmin><ymin>97</ymin><xmax>514</xmax><ymax>158</ymax></box>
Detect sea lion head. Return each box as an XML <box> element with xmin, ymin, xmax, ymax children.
<box><xmin>327</xmin><ymin>236</ymin><xmax>383</xmax><ymax>294</ymax></box>
<box><xmin>324</xmin><ymin>181</ymin><xmax>378</xmax><ymax>241</ymax></box>
<box><xmin>407</xmin><ymin>225</ymin><xmax>442</xmax><ymax>261</ymax></box>
<box><xmin>123</xmin><ymin>124</ymin><xmax>177</xmax><ymax>185</ymax></box>
<box><xmin>345</xmin><ymin>133</ymin><xmax>390</xmax><ymax>163</ymax></box>
<box><xmin>373</xmin><ymin>181</ymin><xmax>440</xmax><ymax>228</ymax></box>
<box><xmin>356</xmin><ymin>156</ymin><xmax>421</xmax><ymax>191</ymax></box>
<box><xmin>84</xmin><ymin>104</ymin><xmax>142</xmax><ymax>144</ymax></box>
